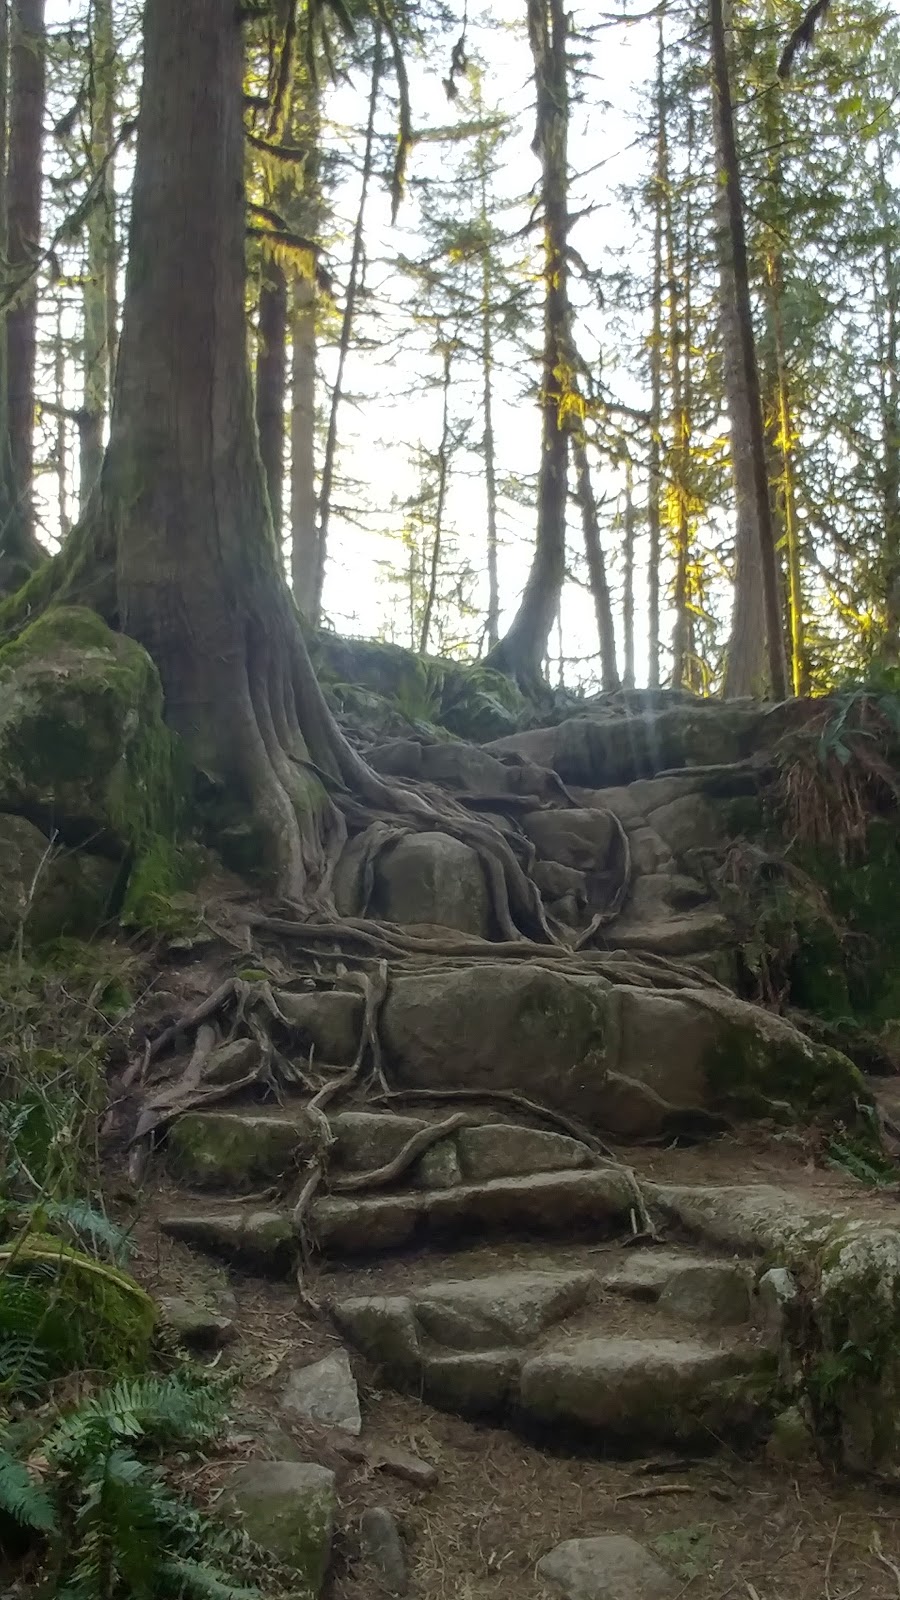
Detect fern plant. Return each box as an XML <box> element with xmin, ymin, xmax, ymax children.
<box><xmin>1</xmin><ymin>1372</ymin><xmax>261</xmax><ymax>1600</ymax></box>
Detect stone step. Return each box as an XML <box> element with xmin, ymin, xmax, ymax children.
<box><xmin>160</xmin><ymin>1166</ymin><xmax>636</xmax><ymax>1269</ymax></box>
<box><xmin>164</xmin><ymin>1106</ymin><xmax>595</xmax><ymax>1193</ymax></box>
<box><xmin>328</xmin><ymin>1256</ymin><xmax>772</xmax><ymax>1449</ymax></box>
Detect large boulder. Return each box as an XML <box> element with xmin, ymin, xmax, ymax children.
<box><xmin>371</xmin><ymin>831</ymin><xmax>491</xmax><ymax>935</ymax></box>
<box><xmin>0</xmin><ymin>607</ymin><xmax>180</xmax><ymax>855</ymax></box>
<box><xmin>0</xmin><ymin>812</ymin><xmax>117</xmax><ymax>945</ymax></box>
<box><xmin>380</xmin><ymin>963</ymin><xmax>867</xmax><ymax>1134</ymax></box>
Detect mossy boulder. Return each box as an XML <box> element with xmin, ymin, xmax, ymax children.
<box><xmin>0</xmin><ymin>813</ymin><xmax>118</xmax><ymax>945</ymax></box>
<box><xmin>381</xmin><ymin>964</ymin><xmax>869</xmax><ymax>1135</ymax></box>
<box><xmin>222</xmin><ymin>1460</ymin><xmax>336</xmax><ymax>1592</ymax></box>
<box><xmin>166</xmin><ymin>1109</ymin><xmax>315</xmax><ymax>1191</ymax></box>
<box><xmin>0</xmin><ymin>606</ymin><xmax>182</xmax><ymax>855</ymax></box>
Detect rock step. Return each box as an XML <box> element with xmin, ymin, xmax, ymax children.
<box><xmin>160</xmin><ymin>1167</ymin><xmax>636</xmax><ymax>1269</ymax></box>
<box><xmin>164</xmin><ymin>1106</ymin><xmax>594</xmax><ymax>1193</ymax></box>
<box><xmin>328</xmin><ymin>1257</ymin><xmax>772</xmax><ymax>1448</ymax></box>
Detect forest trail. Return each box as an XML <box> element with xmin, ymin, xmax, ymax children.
<box><xmin>114</xmin><ymin>689</ymin><xmax>900</xmax><ymax>1600</ymax></box>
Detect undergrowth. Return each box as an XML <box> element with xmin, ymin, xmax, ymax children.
<box><xmin>0</xmin><ymin>933</ymin><xmax>262</xmax><ymax>1599</ymax></box>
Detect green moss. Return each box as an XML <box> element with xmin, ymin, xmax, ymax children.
<box><xmin>166</xmin><ymin>1111</ymin><xmax>303</xmax><ymax>1191</ymax></box>
<box><xmin>120</xmin><ymin>839</ymin><xmax>206</xmax><ymax>936</ymax></box>
<box><xmin>703</xmin><ymin>1018</ymin><xmax>869</xmax><ymax>1127</ymax></box>
<box><xmin>0</xmin><ymin>606</ymin><xmax>187</xmax><ymax>856</ymax></box>
<box><xmin>1</xmin><ymin>1236</ymin><xmax>157</xmax><ymax>1378</ymax></box>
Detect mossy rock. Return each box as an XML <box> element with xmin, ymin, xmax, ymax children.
<box><xmin>0</xmin><ymin>813</ymin><xmax>119</xmax><ymax>947</ymax></box>
<box><xmin>0</xmin><ymin>606</ymin><xmax>184</xmax><ymax>856</ymax></box>
<box><xmin>0</xmin><ymin>1234</ymin><xmax>156</xmax><ymax>1378</ymax></box>
<box><xmin>222</xmin><ymin>1460</ymin><xmax>336</xmax><ymax>1592</ymax></box>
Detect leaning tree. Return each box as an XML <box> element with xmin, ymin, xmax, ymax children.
<box><xmin>3</xmin><ymin>0</ymin><xmax>548</xmax><ymax>939</ymax></box>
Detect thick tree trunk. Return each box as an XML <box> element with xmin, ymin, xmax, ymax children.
<box><xmin>712</xmin><ymin>0</ymin><xmax>788</xmax><ymax>700</ymax></box>
<box><xmin>3</xmin><ymin>0</ymin><xmax>44</xmax><ymax>574</ymax></box>
<box><xmin>289</xmin><ymin>70</ymin><xmax>322</xmax><ymax>615</ymax></box>
<box><xmin>256</xmin><ymin>255</ymin><xmax>288</xmax><ymax>538</ymax></box>
<box><xmin>80</xmin><ymin>0</ymin><xmax>116</xmax><ymax>510</ymax></box>
<box><xmin>97</xmin><ymin>0</ymin><xmax>350</xmax><ymax>893</ymax></box>
<box><xmin>486</xmin><ymin>0</ymin><xmax>570</xmax><ymax>692</ymax></box>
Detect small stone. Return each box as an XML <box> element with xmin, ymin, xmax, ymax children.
<box><xmin>758</xmin><ymin>1266</ymin><xmax>799</xmax><ymax>1338</ymax></box>
<box><xmin>374</xmin><ymin>1444</ymin><xmax>438</xmax><ymax>1489</ymax></box>
<box><xmin>766</xmin><ymin>1405</ymin><xmax>815</xmax><ymax>1465</ymax></box>
<box><xmin>158</xmin><ymin>1295</ymin><xmax>235</xmax><ymax>1350</ymax></box>
<box><xmin>280</xmin><ymin>1348</ymin><xmax>362</xmax><ymax>1436</ymax></box>
<box><xmin>359</xmin><ymin>1507</ymin><xmax>408</xmax><ymax>1596</ymax></box>
<box><xmin>658</xmin><ymin>1261</ymin><xmax>754</xmax><ymax>1325</ymax></box>
<box><xmin>537</xmin><ymin>1534</ymin><xmax>677</xmax><ymax>1600</ymax></box>
<box><xmin>223</xmin><ymin>1460</ymin><xmax>336</xmax><ymax>1590</ymax></box>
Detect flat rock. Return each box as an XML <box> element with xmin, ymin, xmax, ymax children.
<box><xmin>537</xmin><ymin>1534</ymin><xmax>677</xmax><ymax>1600</ymax></box>
<box><xmin>455</xmin><ymin>1124</ymin><xmax>592</xmax><ymax>1182</ymax></box>
<box><xmin>280</xmin><ymin>1348</ymin><xmax>361</xmax><ymax>1435</ymax></box>
<box><xmin>313</xmin><ymin>1169</ymin><xmax>633</xmax><ymax>1255</ymax></box>
<box><xmin>222</xmin><ymin>1459</ymin><xmax>335</xmax><ymax>1590</ymax></box>
<box><xmin>157</xmin><ymin>1295</ymin><xmax>235</xmax><ymax>1350</ymax></box>
<box><xmin>165</xmin><ymin>1109</ymin><xmax>312</xmax><ymax>1190</ymax></box>
<box><xmin>520</xmin><ymin>1336</ymin><xmax>770</xmax><ymax>1443</ymax></box>
<box><xmin>599</xmin><ymin>1253</ymin><xmax>752</xmax><ymax>1323</ymax></box>
<box><xmin>423</xmin><ymin>1348</ymin><xmax>519</xmax><ymax>1411</ymax></box>
<box><xmin>359</xmin><ymin>1506</ymin><xmax>408</xmax><ymax>1595</ymax></box>
<box><xmin>160</xmin><ymin>1207</ymin><xmax>293</xmax><ymax>1271</ymax></box>
<box><xmin>413</xmin><ymin>1270</ymin><xmax>595</xmax><ymax>1350</ymax></box>
<box><xmin>273</xmin><ymin>987</ymin><xmax>364</xmax><ymax>1065</ymax></box>
<box><xmin>521</xmin><ymin>808</ymin><xmax>617</xmax><ymax>870</ymax></box>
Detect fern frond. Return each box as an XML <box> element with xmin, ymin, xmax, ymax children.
<box><xmin>0</xmin><ymin>1444</ymin><xmax>57</xmax><ymax>1532</ymax></box>
<box><xmin>46</xmin><ymin>1372</ymin><xmax>231</xmax><ymax>1468</ymax></box>
<box><xmin>159</xmin><ymin>1555</ymin><xmax>262</xmax><ymax>1600</ymax></box>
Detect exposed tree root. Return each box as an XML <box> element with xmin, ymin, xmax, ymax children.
<box><xmin>330</xmin><ymin>1112</ymin><xmax>472</xmax><ymax>1193</ymax></box>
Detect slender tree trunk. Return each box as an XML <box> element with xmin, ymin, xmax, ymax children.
<box><xmin>712</xmin><ymin>0</ymin><xmax>787</xmax><ymax>699</ymax></box>
<box><xmin>646</xmin><ymin>15</ymin><xmax>666</xmax><ymax>691</ymax></box>
<box><xmin>486</xmin><ymin>0</ymin><xmax>570</xmax><ymax>691</ymax></box>
<box><xmin>289</xmin><ymin>70</ymin><xmax>322</xmax><ymax>614</ymax></box>
<box><xmin>767</xmin><ymin>251</ymin><xmax>806</xmax><ymax>693</ymax></box>
<box><xmin>5</xmin><ymin>0</ymin><xmax>45</xmax><ymax>566</ymax></box>
<box><xmin>661</xmin><ymin>87</ymin><xmax>691</xmax><ymax>689</ymax></box>
<box><xmin>623</xmin><ymin>459</ymin><xmax>635</xmax><ymax>689</ymax></box>
<box><xmin>313</xmin><ymin>27</ymin><xmax>381</xmax><ymax>623</ymax></box>
<box><xmin>875</xmin><ymin>141</ymin><xmax>900</xmax><ymax>657</ymax></box>
<box><xmin>479</xmin><ymin>207</ymin><xmax>500</xmax><ymax>651</ymax></box>
<box><xmin>80</xmin><ymin>0</ymin><xmax>116</xmax><ymax>509</ymax></box>
<box><xmin>572</xmin><ymin>432</ymin><xmax>619</xmax><ymax>690</ymax></box>
<box><xmin>256</xmin><ymin>254</ymin><xmax>288</xmax><ymax>537</ymax></box>
<box><xmin>54</xmin><ymin>302</ymin><xmax>69</xmax><ymax>540</ymax></box>
<box><xmin>419</xmin><ymin>340</ymin><xmax>453</xmax><ymax>654</ymax></box>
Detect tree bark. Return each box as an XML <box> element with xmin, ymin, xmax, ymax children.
<box><xmin>486</xmin><ymin>0</ymin><xmax>570</xmax><ymax>692</ymax></box>
<box><xmin>289</xmin><ymin>70</ymin><xmax>322</xmax><ymax>615</ymax></box>
<box><xmin>3</xmin><ymin>0</ymin><xmax>45</xmax><ymax>574</ymax></box>
<box><xmin>712</xmin><ymin>0</ymin><xmax>788</xmax><ymax>700</ymax></box>
<box><xmin>94</xmin><ymin>0</ymin><xmax>352</xmax><ymax>894</ymax></box>
<box><xmin>80</xmin><ymin>0</ymin><xmax>116</xmax><ymax>510</ymax></box>
<box><xmin>623</xmin><ymin>458</ymin><xmax>635</xmax><ymax>689</ymax></box>
<box><xmin>646</xmin><ymin>14</ymin><xmax>666</xmax><ymax>691</ymax></box>
<box><xmin>256</xmin><ymin>254</ymin><xmax>289</xmax><ymax>538</ymax></box>
<box><xmin>480</xmin><ymin>209</ymin><xmax>500</xmax><ymax>652</ymax></box>
<box><xmin>572</xmin><ymin>432</ymin><xmax>619</xmax><ymax>690</ymax></box>
<box><xmin>419</xmin><ymin>340</ymin><xmax>453</xmax><ymax>655</ymax></box>
<box><xmin>312</xmin><ymin>27</ymin><xmax>381</xmax><ymax>624</ymax></box>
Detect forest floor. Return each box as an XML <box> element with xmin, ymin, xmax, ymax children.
<box><xmin>126</xmin><ymin>1122</ymin><xmax>900</xmax><ymax>1600</ymax></box>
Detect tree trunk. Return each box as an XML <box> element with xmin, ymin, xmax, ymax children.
<box><xmin>480</xmin><ymin>210</ymin><xmax>500</xmax><ymax>652</ymax></box>
<box><xmin>313</xmin><ymin>27</ymin><xmax>381</xmax><ymax>624</ymax></box>
<box><xmin>623</xmin><ymin>459</ymin><xmax>635</xmax><ymax>689</ymax></box>
<box><xmin>876</xmin><ymin>140</ymin><xmax>900</xmax><ymax>658</ymax></box>
<box><xmin>646</xmin><ymin>15</ymin><xmax>666</xmax><ymax>691</ymax></box>
<box><xmin>419</xmin><ymin>340</ymin><xmax>453</xmax><ymax>654</ymax></box>
<box><xmin>256</xmin><ymin>254</ymin><xmax>288</xmax><ymax>537</ymax></box>
<box><xmin>486</xmin><ymin>0</ymin><xmax>570</xmax><ymax>692</ymax></box>
<box><xmin>572</xmin><ymin>432</ymin><xmax>619</xmax><ymax>690</ymax></box>
<box><xmin>712</xmin><ymin>0</ymin><xmax>787</xmax><ymax>700</ymax></box>
<box><xmin>80</xmin><ymin>0</ymin><xmax>116</xmax><ymax>510</ymax></box>
<box><xmin>94</xmin><ymin>0</ymin><xmax>354</xmax><ymax>894</ymax></box>
<box><xmin>289</xmin><ymin>70</ymin><xmax>322</xmax><ymax>615</ymax></box>
<box><xmin>3</xmin><ymin>0</ymin><xmax>45</xmax><ymax>575</ymax></box>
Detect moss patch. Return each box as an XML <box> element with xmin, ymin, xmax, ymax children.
<box><xmin>702</xmin><ymin>1016</ymin><xmax>870</xmax><ymax>1128</ymax></box>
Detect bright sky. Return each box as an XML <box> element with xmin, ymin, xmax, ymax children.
<box><xmin>38</xmin><ymin>0</ymin><xmax>658</xmax><ymax>687</ymax></box>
